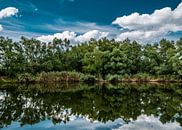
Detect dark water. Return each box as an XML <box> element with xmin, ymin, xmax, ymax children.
<box><xmin>0</xmin><ymin>83</ymin><xmax>182</xmax><ymax>130</ymax></box>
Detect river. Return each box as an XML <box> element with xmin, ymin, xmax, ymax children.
<box><xmin>0</xmin><ymin>83</ymin><xmax>181</xmax><ymax>130</ymax></box>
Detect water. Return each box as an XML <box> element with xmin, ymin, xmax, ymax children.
<box><xmin>0</xmin><ymin>83</ymin><xmax>182</xmax><ymax>130</ymax></box>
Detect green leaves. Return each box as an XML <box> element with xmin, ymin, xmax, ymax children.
<box><xmin>0</xmin><ymin>36</ymin><xmax>181</xmax><ymax>78</ymax></box>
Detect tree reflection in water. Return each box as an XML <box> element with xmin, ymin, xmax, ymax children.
<box><xmin>0</xmin><ymin>83</ymin><xmax>181</xmax><ymax>128</ymax></box>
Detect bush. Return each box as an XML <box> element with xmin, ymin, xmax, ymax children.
<box><xmin>38</xmin><ymin>71</ymin><xmax>82</xmax><ymax>82</ymax></box>
<box><xmin>106</xmin><ymin>74</ymin><xmax>121</xmax><ymax>83</ymax></box>
<box><xmin>66</xmin><ymin>71</ymin><xmax>82</xmax><ymax>82</ymax></box>
<box><xmin>80</xmin><ymin>74</ymin><xmax>96</xmax><ymax>83</ymax></box>
<box><xmin>17</xmin><ymin>73</ymin><xmax>35</xmax><ymax>83</ymax></box>
<box><xmin>132</xmin><ymin>73</ymin><xmax>150</xmax><ymax>81</ymax></box>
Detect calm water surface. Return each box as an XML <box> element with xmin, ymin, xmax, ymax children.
<box><xmin>0</xmin><ymin>83</ymin><xmax>182</xmax><ymax>130</ymax></box>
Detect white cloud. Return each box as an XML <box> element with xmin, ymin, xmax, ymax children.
<box><xmin>0</xmin><ymin>7</ymin><xmax>18</xmax><ymax>32</ymax></box>
<box><xmin>0</xmin><ymin>7</ymin><xmax>18</xmax><ymax>19</ymax></box>
<box><xmin>113</xmin><ymin>115</ymin><xmax>182</xmax><ymax>130</ymax></box>
<box><xmin>37</xmin><ymin>31</ymin><xmax>76</xmax><ymax>43</ymax></box>
<box><xmin>76</xmin><ymin>30</ymin><xmax>109</xmax><ymax>43</ymax></box>
<box><xmin>36</xmin><ymin>30</ymin><xmax>109</xmax><ymax>43</ymax></box>
<box><xmin>112</xmin><ymin>2</ymin><xmax>182</xmax><ymax>42</ymax></box>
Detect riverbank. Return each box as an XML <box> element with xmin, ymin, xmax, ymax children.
<box><xmin>0</xmin><ymin>71</ymin><xmax>182</xmax><ymax>84</ymax></box>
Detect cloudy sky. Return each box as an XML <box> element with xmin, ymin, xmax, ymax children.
<box><xmin>0</xmin><ymin>0</ymin><xmax>182</xmax><ymax>43</ymax></box>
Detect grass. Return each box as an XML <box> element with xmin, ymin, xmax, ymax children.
<box><xmin>105</xmin><ymin>73</ymin><xmax>182</xmax><ymax>83</ymax></box>
<box><xmin>37</xmin><ymin>71</ymin><xmax>82</xmax><ymax>83</ymax></box>
<box><xmin>0</xmin><ymin>72</ymin><xmax>181</xmax><ymax>83</ymax></box>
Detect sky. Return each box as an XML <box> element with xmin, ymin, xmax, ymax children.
<box><xmin>0</xmin><ymin>0</ymin><xmax>182</xmax><ymax>43</ymax></box>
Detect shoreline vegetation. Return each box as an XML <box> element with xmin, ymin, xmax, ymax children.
<box><xmin>0</xmin><ymin>36</ymin><xmax>182</xmax><ymax>84</ymax></box>
<box><xmin>0</xmin><ymin>71</ymin><xmax>182</xmax><ymax>83</ymax></box>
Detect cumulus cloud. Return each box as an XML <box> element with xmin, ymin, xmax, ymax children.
<box><xmin>36</xmin><ymin>30</ymin><xmax>109</xmax><ymax>43</ymax></box>
<box><xmin>0</xmin><ymin>7</ymin><xmax>18</xmax><ymax>19</ymax></box>
<box><xmin>112</xmin><ymin>2</ymin><xmax>182</xmax><ymax>42</ymax></box>
<box><xmin>76</xmin><ymin>30</ymin><xmax>109</xmax><ymax>43</ymax></box>
<box><xmin>37</xmin><ymin>31</ymin><xmax>76</xmax><ymax>43</ymax></box>
<box><xmin>113</xmin><ymin>115</ymin><xmax>181</xmax><ymax>130</ymax></box>
<box><xmin>0</xmin><ymin>7</ymin><xmax>18</xmax><ymax>32</ymax></box>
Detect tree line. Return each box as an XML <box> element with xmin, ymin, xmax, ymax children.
<box><xmin>0</xmin><ymin>36</ymin><xmax>182</xmax><ymax>79</ymax></box>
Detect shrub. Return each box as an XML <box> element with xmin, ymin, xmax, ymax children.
<box><xmin>17</xmin><ymin>73</ymin><xmax>35</xmax><ymax>83</ymax></box>
<box><xmin>106</xmin><ymin>74</ymin><xmax>121</xmax><ymax>83</ymax></box>
<box><xmin>132</xmin><ymin>73</ymin><xmax>150</xmax><ymax>81</ymax></box>
<box><xmin>66</xmin><ymin>71</ymin><xmax>82</xmax><ymax>82</ymax></box>
<box><xmin>38</xmin><ymin>71</ymin><xmax>82</xmax><ymax>82</ymax></box>
<box><xmin>80</xmin><ymin>74</ymin><xmax>96</xmax><ymax>83</ymax></box>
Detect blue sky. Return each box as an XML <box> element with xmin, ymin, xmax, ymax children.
<box><xmin>0</xmin><ymin>0</ymin><xmax>182</xmax><ymax>43</ymax></box>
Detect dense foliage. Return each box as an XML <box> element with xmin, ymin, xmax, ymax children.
<box><xmin>0</xmin><ymin>36</ymin><xmax>182</xmax><ymax>79</ymax></box>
